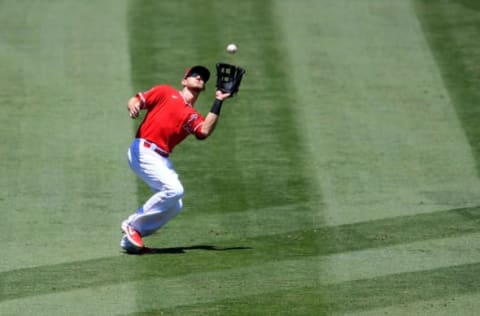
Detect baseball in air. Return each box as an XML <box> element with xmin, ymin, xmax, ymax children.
<box><xmin>226</xmin><ymin>43</ymin><xmax>238</xmax><ymax>54</ymax></box>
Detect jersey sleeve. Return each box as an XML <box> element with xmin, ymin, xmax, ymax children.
<box><xmin>136</xmin><ymin>85</ymin><xmax>166</xmax><ymax>109</ymax></box>
<box><xmin>183</xmin><ymin>110</ymin><xmax>207</xmax><ymax>139</ymax></box>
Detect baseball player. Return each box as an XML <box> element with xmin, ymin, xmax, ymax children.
<box><xmin>120</xmin><ymin>65</ymin><xmax>233</xmax><ymax>253</ymax></box>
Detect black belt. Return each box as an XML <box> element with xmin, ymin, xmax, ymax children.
<box><xmin>143</xmin><ymin>141</ymin><xmax>169</xmax><ymax>157</ymax></box>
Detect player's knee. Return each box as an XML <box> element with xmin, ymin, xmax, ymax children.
<box><xmin>175</xmin><ymin>184</ymin><xmax>184</xmax><ymax>199</ymax></box>
<box><xmin>167</xmin><ymin>182</ymin><xmax>184</xmax><ymax>200</ymax></box>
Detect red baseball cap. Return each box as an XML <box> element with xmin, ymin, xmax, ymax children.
<box><xmin>184</xmin><ymin>65</ymin><xmax>210</xmax><ymax>82</ymax></box>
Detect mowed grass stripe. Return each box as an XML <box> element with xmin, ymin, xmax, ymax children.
<box><xmin>127</xmin><ymin>1</ymin><xmax>325</xmax><ymax>313</ymax></box>
<box><xmin>149</xmin><ymin>202</ymin><xmax>480</xmax><ymax>248</ymax></box>
<box><xmin>0</xmin><ymin>0</ymin><xmax>135</xmax><ymax>272</ymax></box>
<box><xmin>342</xmin><ymin>292</ymin><xmax>480</xmax><ymax>316</ymax></box>
<box><xmin>275</xmin><ymin>0</ymin><xmax>480</xmax><ymax>227</ymax></box>
<box><xmin>415</xmin><ymin>0</ymin><xmax>480</xmax><ymax>174</ymax></box>
<box><xmin>138</xmin><ymin>234</ymin><xmax>480</xmax><ymax>314</ymax></box>
<box><xmin>273</xmin><ymin>3</ymin><xmax>480</xmax><ymax>313</ymax></box>
<box><xmin>162</xmin><ymin>262</ymin><xmax>480</xmax><ymax>316</ymax></box>
<box><xmin>147</xmin><ymin>202</ymin><xmax>318</xmax><ymax>247</ymax></box>
<box><xmin>3</xmin><ymin>233</ymin><xmax>480</xmax><ymax>314</ymax></box>
<box><xmin>127</xmin><ymin>0</ymin><xmax>316</xmax><ymax>217</ymax></box>
<box><xmin>2</xmin><ymin>205</ymin><xmax>479</xmax><ymax>302</ymax></box>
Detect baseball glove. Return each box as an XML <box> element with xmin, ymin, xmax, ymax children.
<box><xmin>215</xmin><ymin>63</ymin><xmax>246</xmax><ymax>96</ymax></box>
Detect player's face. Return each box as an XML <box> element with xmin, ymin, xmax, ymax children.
<box><xmin>184</xmin><ymin>74</ymin><xmax>206</xmax><ymax>91</ymax></box>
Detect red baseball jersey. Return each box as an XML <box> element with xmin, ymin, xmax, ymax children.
<box><xmin>136</xmin><ymin>85</ymin><xmax>206</xmax><ymax>153</ymax></box>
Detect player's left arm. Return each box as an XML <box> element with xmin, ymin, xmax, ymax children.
<box><xmin>199</xmin><ymin>90</ymin><xmax>231</xmax><ymax>138</ymax></box>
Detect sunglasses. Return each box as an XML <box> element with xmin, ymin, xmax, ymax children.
<box><xmin>187</xmin><ymin>72</ymin><xmax>208</xmax><ymax>81</ymax></box>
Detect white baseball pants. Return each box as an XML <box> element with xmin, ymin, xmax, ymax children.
<box><xmin>123</xmin><ymin>138</ymin><xmax>184</xmax><ymax>237</ymax></box>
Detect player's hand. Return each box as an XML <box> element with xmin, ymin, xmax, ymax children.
<box><xmin>215</xmin><ymin>90</ymin><xmax>231</xmax><ymax>101</ymax></box>
<box><xmin>128</xmin><ymin>97</ymin><xmax>141</xmax><ymax>118</ymax></box>
<box><xmin>129</xmin><ymin>105</ymin><xmax>140</xmax><ymax>118</ymax></box>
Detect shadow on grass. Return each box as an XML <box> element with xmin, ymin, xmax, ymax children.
<box><xmin>127</xmin><ymin>244</ymin><xmax>252</xmax><ymax>255</ymax></box>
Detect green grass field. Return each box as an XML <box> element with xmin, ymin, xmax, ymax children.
<box><xmin>1</xmin><ymin>0</ymin><xmax>480</xmax><ymax>315</ymax></box>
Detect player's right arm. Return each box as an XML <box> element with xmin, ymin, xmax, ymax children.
<box><xmin>127</xmin><ymin>96</ymin><xmax>141</xmax><ymax>119</ymax></box>
<box><xmin>128</xmin><ymin>85</ymin><xmax>165</xmax><ymax>119</ymax></box>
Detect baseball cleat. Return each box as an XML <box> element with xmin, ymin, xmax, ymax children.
<box><xmin>121</xmin><ymin>221</ymin><xmax>144</xmax><ymax>249</ymax></box>
<box><xmin>120</xmin><ymin>235</ymin><xmax>144</xmax><ymax>254</ymax></box>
